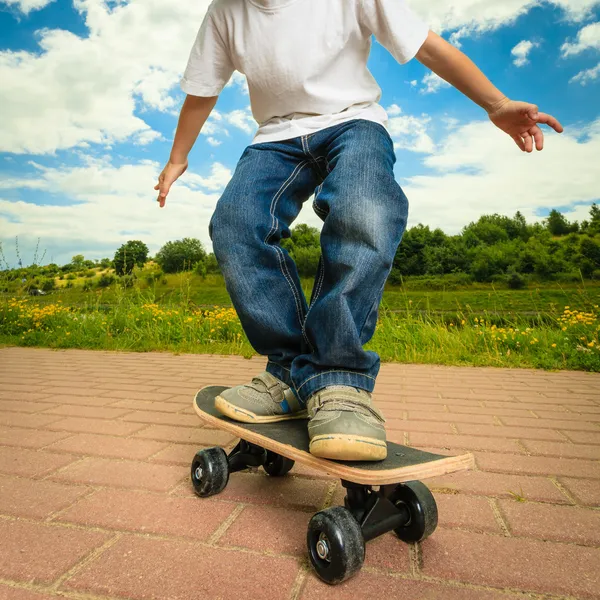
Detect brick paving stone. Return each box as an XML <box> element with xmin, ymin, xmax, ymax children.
<box><xmin>40</xmin><ymin>405</ymin><xmax>131</xmax><ymax>419</ymax></box>
<box><xmin>301</xmin><ymin>573</ymin><xmax>527</xmax><ymax>600</ymax></box>
<box><xmin>121</xmin><ymin>411</ymin><xmax>199</xmax><ymax>427</ymax></box>
<box><xmin>387</xmin><ymin>420</ymin><xmax>455</xmax><ymax>434</ymax></box>
<box><xmin>30</xmin><ymin>394</ymin><xmax>120</xmax><ymax>407</ymax></box>
<box><xmin>219</xmin><ymin>505</ymin><xmax>311</xmax><ymax>556</ymax></box>
<box><xmin>0</xmin><ymin>413</ymin><xmax>63</xmax><ymax>429</ymax></box>
<box><xmin>94</xmin><ymin>390</ymin><xmax>175</xmax><ymax>401</ymax></box>
<box><xmin>498</xmin><ymin>499</ymin><xmax>600</xmax><ymax>545</ymax></box>
<box><xmin>47</xmin><ymin>433</ymin><xmax>169</xmax><ymax>460</ymax></box>
<box><xmin>93</xmin><ymin>382</ymin><xmax>159</xmax><ymax>392</ymax></box>
<box><xmin>149</xmin><ymin>444</ymin><xmax>207</xmax><ymax>466</ymax></box>
<box><xmin>562</xmin><ymin>430</ymin><xmax>600</xmax><ymax>445</ymax></box>
<box><xmin>559</xmin><ymin>477</ymin><xmax>600</xmax><ymax>506</ymax></box>
<box><xmin>37</xmin><ymin>386</ymin><xmax>106</xmax><ymax>397</ymax></box>
<box><xmin>0</xmin><ymin>426</ymin><xmax>71</xmax><ymax>449</ymax></box>
<box><xmin>421</xmin><ymin>528</ymin><xmax>600</xmax><ymax>599</ymax></box>
<box><xmin>408</xmin><ymin>432</ymin><xmax>522</xmax><ymax>453</ymax></box>
<box><xmin>500</xmin><ymin>416</ymin><xmax>600</xmax><ymax>432</ymax></box>
<box><xmin>57</xmin><ymin>488</ymin><xmax>235</xmax><ymax>540</ymax></box>
<box><xmin>50</xmin><ymin>457</ymin><xmax>188</xmax><ymax>492</ymax></box>
<box><xmin>63</xmin><ymin>535</ymin><xmax>300</xmax><ymax>600</ymax></box>
<box><xmin>521</xmin><ymin>440</ymin><xmax>600</xmax><ymax>459</ymax></box>
<box><xmin>44</xmin><ymin>417</ymin><xmax>146</xmax><ymax>437</ymax></box>
<box><xmin>0</xmin><ymin>447</ymin><xmax>77</xmax><ymax>478</ymax></box>
<box><xmin>475</xmin><ymin>452</ymin><xmax>600</xmax><ymax>479</ymax></box>
<box><xmin>0</xmin><ymin>475</ymin><xmax>88</xmax><ymax>519</ymax></box>
<box><xmin>108</xmin><ymin>399</ymin><xmax>189</xmax><ymax>413</ymax></box>
<box><xmin>0</xmin><ymin>585</ymin><xmax>67</xmax><ymax>599</ymax></box>
<box><xmin>407</xmin><ymin>411</ymin><xmax>495</xmax><ymax>425</ymax></box>
<box><xmin>0</xmin><ymin>391</ymin><xmax>54</xmax><ymax>402</ymax></box>
<box><xmin>134</xmin><ymin>424</ymin><xmax>236</xmax><ymax>446</ymax></box>
<box><xmin>456</xmin><ymin>423</ymin><xmax>568</xmax><ymax>441</ymax></box>
<box><xmin>435</xmin><ymin>494</ymin><xmax>501</xmax><ymax>533</ymax></box>
<box><xmin>0</xmin><ymin>400</ymin><xmax>58</xmax><ymax>414</ymax></box>
<box><xmin>428</xmin><ymin>471</ymin><xmax>569</xmax><ymax>503</ymax></box>
<box><xmin>534</xmin><ymin>409</ymin><xmax>600</xmax><ymax>422</ymax></box>
<box><xmin>0</xmin><ymin>519</ymin><xmax>110</xmax><ymax>585</ymax></box>
<box><xmin>212</xmin><ymin>472</ymin><xmax>329</xmax><ymax>511</ymax></box>
<box><xmin>450</xmin><ymin>405</ymin><xmax>534</xmax><ymax>418</ymax></box>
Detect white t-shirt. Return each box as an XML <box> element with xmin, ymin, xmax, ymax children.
<box><xmin>181</xmin><ymin>0</ymin><xmax>429</xmax><ymax>144</ymax></box>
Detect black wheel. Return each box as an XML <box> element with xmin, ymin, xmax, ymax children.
<box><xmin>389</xmin><ymin>481</ymin><xmax>438</xmax><ymax>543</ymax></box>
<box><xmin>263</xmin><ymin>451</ymin><xmax>294</xmax><ymax>477</ymax></box>
<box><xmin>307</xmin><ymin>506</ymin><xmax>365</xmax><ymax>585</ymax></box>
<box><xmin>191</xmin><ymin>447</ymin><xmax>229</xmax><ymax>498</ymax></box>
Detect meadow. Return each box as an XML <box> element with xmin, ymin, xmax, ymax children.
<box><xmin>1</xmin><ymin>270</ymin><xmax>599</xmax><ymax>372</ymax></box>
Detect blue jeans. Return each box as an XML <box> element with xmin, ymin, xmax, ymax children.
<box><xmin>209</xmin><ymin>119</ymin><xmax>409</xmax><ymax>404</ymax></box>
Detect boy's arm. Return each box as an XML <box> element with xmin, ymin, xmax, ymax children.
<box><xmin>416</xmin><ymin>32</ymin><xmax>564</xmax><ymax>152</ymax></box>
<box><xmin>155</xmin><ymin>94</ymin><xmax>218</xmax><ymax>208</ymax></box>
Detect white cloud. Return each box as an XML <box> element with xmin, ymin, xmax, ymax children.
<box><xmin>571</xmin><ymin>61</ymin><xmax>600</xmax><ymax>83</ymax></box>
<box><xmin>224</xmin><ymin>108</ymin><xmax>256</xmax><ymax>135</ymax></box>
<box><xmin>561</xmin><ymin>21</ymin><xmax>600</xmax><ymax>56</ymax></box>
<box><xmin>0</xmin><ymin>157</ymin><xmax>229</xmax><ymax>266</ymax></box>
<box><xmin>386</xmin><ymin>105</ymin><xmax>436</xmax><ymax>154</ymax></box>
<box><xmin>421</xmin><ymin>72</ymin><xmax>451</xmax><ymax>94</ymax></box>
<box><xmin>417</xmin><ymin>0</ymin><xmax>598</xmax><ymax>35</ymax></box>
<box><xmin>0</xmin><ymin>0</ymin><xmax>211</xmax><ymax>155</ymax></box>
<box><xmin>225</xmin><ymin>71</ymin><xmax>250</xmax><ymax>95</ymax></box>
<box><xmin>403</xmin><ymin>118</ymin><xmax>600</xmax><ymax>233</ymax></box>
<box><xmin>206</xmin><ymin>137</ymin><xmax>222</xmax><ymax>147</ymax></box>
<box><xmin>0</xmin><ymin>0</ymin><xmax>54</xmax><ymax>14</ymax></box>
<box><xmin>511</xmin><ymin>40</ymin><xmax>540</xmax><ymax>66</ymax></box>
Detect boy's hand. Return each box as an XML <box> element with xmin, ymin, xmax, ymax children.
<box><xmin>488</xmin><ymin>99</ymin><xmax>564</xmax><ymax>153</ymax></box>
<box><xmin>154</xmin><ymin>160</ymin><xmax>188</xmax><ymax>208</ymax></box>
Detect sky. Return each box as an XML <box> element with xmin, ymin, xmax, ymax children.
<box><xmin>0</xmin><ymin>0</ymin><xmax>599</xmax><ymax>268</ymax></box>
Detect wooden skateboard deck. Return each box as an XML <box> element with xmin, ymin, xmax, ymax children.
<box><xmin>194</xmin><ymin>386</ymin><xmax>474</xmax><ymax>485</ymax></box>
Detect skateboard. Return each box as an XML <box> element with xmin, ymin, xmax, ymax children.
<box><xmin>191</xmin><ymin>386</ymin><xmax>474</xmax><ymax>585</ymax></box>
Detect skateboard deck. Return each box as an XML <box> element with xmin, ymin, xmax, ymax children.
<box><xmin>194</xmin><ymin>386</ymin><xmax>474</xmax><ymax>485</ymax></box>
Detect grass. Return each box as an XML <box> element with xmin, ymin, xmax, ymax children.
<box><xmin>1</xmin><ymin>275</ymin><xmax>599</xmax><ymax>372</ymax></box>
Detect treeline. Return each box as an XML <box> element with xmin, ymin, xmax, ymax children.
<box><xmin>282</xmin><ymin>205</ymin><xmax>600</xmax><ymax>288</ymax></box>
<box><xmin>2</xmin><ymin>205</ymin><xmax>599</xmax><ymax>293</ymax></box>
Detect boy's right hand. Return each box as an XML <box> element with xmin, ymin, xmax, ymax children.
<box><xmin>154</xmin><ymin>160</ymin><xmax>188</xmax><ymax>208</ymax></box>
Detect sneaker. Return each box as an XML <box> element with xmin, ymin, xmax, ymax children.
<box><xmin>307</xmin><ymin>386</ymin><xmax>387</xmax><ymax>461</ymax></box>
<box><xmin>215</xmin><ymin>371</ymin><xmax>307</xmax><ymax>423</ymax></box>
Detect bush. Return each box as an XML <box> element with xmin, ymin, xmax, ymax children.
<box><xmin>82</xmin><ymin>280</ymin><xmax>93</xmax><ymax>292</ymax></box>
<box><xmin>506</xmin><ymin>269</ymin><xmax>526</xmax><ymax>290</ymax></box>
<box><xmin>66</xmin><ymin>273</ymin><xmax>76</xmax><ymax>281</ymax></box>
<box><xmin>65</xmin><ymin>281</ymin><xmax>74</xmax><ymax>289</ymax></box>
<box><xmin>155</xmin><ymin>238</ymin><xmax>207</xmax><ymax>274</ymax></box>
<box><xmin>97</xmin><ymin>274</ymin><xmax>116</xmax><ymax>288</ymax></box>
<box><xmin>195</xmin><ymin>260</ymin><xmax>207</xmax><ymax>279</ymax></box>
<box><xmin>84</xmin><ymin>270</ymin><xmax>96</xmax><ymax>278</ymax></box>
<box><xmin>144</xmin><ymin>268</ymin><xmax>164</xmax><ymax>285</ymax></box>
<box><xmin>119</xmin><ymin>274</ymin><xmax>136</xmax><ymax>288</ymax></box>
<box><xmin>40</xmin><ymin>278</ymin><xmax>56</xmax><ymax>292</ymax></box>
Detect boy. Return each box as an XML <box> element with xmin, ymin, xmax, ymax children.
<box><xmin>155</xmin><ymin>0</ymin><xmax>563</xmax><ymax>462</ymax></box>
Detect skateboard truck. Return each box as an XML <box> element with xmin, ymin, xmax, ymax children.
<box><xmin>191</xmin><ymin>443</ymin><xmax>438</xmax><ymax>585</ymax></box>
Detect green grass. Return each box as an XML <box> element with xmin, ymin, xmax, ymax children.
<box><xmin>1</xmin><ymin>277</ymin><xmax>599</xmax><ymax>372</ymax></box>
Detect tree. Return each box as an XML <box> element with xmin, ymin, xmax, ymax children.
<box><xmin>589</xmin><ymin>203</ymin><xmax>600</xmax><ymax>235</ymax></box>
<box><xmin>546</xmin><ymin>209</ymin><xmax>578</xmax><ymax>236</ymax></box>
<box><xmin>71</xmin><ymin>255</ymin><xmax>85</xmax><ymax>270</ymax></box>
<box><xmin>155</xmin><ymin>238</ymin><xmax>206</xmax><ymax>274</ymax></box>
<box><xmin>114</xmin><ymin>240</ymin><xmax>149</xmax><ymax>276</ymax></box>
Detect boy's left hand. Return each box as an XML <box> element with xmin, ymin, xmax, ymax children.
<box><xmin>488</xmin><ymin>99</ymin><xmax>564</xmax><ymax>152</ymax></box>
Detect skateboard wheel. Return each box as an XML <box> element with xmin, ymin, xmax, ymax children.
<box><xmin>191</xmin><ymin>448</ymin><xmax>229</xmax><ymax>498</ymax></box>
<box><xmin>307</xmin><ymin>506</ymin><xmax>365</xmax><ymax>585</ymax></box>
<box><xmin>390</xmin><ymin>481</ymin><xmax>438</xmax><ymax>543</ymax></box>
<box><xmin>263</xmin><ymin>451</ymin><xmax>295</xmax><ymax>477</ymax></box>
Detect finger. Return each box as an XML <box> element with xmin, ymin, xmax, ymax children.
<box><xmin>535</xmin><ymin>112</ymin><xmax>564</xmax><ymax>133</ymax></box>
<box><xmin>526</xmin><ymin>105</ymin><xmax>539</xmax><ymax>121</ymax></box>
<box><xmin>512</xmin><ymin>135</ymin><xmax>526</xmax><ymax>152</ymax></box>
<box><xmin>522</xmin><ymin>132</ymin><xmax>533</xmax><ymax>153</ymax></box>
<box><xmin>154</xmin><ymin>184</ymin><xmax>160</xmax><ymax>191</ymax></box>
<box><xmin>530</xmin><ymin>126</ymin><xmax>544</xmax><ymax>151</ymax></box>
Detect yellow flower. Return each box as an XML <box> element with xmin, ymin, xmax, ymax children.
<box><xmin>551</xmin><ymin>344</ymin><xmax>557</xmax><ymax>348</ymax></box>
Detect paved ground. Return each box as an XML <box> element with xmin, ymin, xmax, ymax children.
<box><xmin>0</xmin><ymin>347</ymin><xmax>599</xmax><ymax>600</ymax></box>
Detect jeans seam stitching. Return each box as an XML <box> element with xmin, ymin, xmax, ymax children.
<box><xmin>301</xmin><ymin>259</ymin><xmax>325</xmax><ymax>346</ymax></box>
<box><xmin>267</xmin><ymin>360</ymin><xmax>291</xmax><ymax>373</ymax></box>
<box><xmin>297</xmin><ymin>370</ymin><xmax>377</xmax><ymax>393</ymax></box>
<box><xmin>265</xmin><ymin>160</ymin><xmax>310</xmax><ymax>333</ymax></box>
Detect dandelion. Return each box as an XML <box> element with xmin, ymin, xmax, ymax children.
<box><xmin>552</xmin><ymin>344</ymin><xmax>557</xmax><ymax>348</ymax></box>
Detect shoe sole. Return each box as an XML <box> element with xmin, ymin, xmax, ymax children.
<box><xmin>310</xmin><ymin>434</ymin><xmax>388</xmax><ymax>462</ymax></box>
<box><xmin>215</xmin><ymin>395</ymin><xmax>308</xmax><ymax>424</ymax></box>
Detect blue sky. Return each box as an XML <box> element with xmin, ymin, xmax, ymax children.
<box><xmin>0</xmin><ymin>0</ymin><xmax>599</xmax><ymax>268</ymax></box>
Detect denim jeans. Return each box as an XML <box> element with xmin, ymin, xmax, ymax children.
<box><xmin>209</xmin><ymin>119</ymin><xmax>409</xmax><ymax>404</ymax></box>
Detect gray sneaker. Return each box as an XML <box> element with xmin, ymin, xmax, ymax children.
<box><xmin>215</xmin><ymin>371</ymin><xmax>307</xmax><ymax>423</ymax></box>
<box><xmin>307</xmin><ymin>386</ymin><xmax>387</xmax><ymax>461</ymax></box>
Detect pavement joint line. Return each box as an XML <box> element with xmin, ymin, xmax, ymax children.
<box><xmin>50</xmin><ymin>533</ymin><xmax>123</xmax><ymax>592</ymax></box>
<box><xmin>45</xmin><ymin>487</ymin><xmax>100</xmax><ymax>524</ymax></box>
<box><xmin>514</xmin><ymin>439</ymin><xmax>531</xmax><ymax>455</ymax></box>
<box><xmin>492</xmin><ymin>415</ymin><xmax>504</xmax><ymax>426</ymax></box>
<box><xmin>288</xmin><ymin>561</ymin><xmax>311</xmax><ymax>600</ymax></box>
<box><xmin>449</xmin><ymin>423</ymin><xmax>459</xmax><ymax>434</ymax></box>
<box><xmin>403</xmin><ymin>431</ymin><xmax>410</xmax><ymax>445</ymax></box>
<box><xmin>38</xmin><ymin>456</ymin><xmax>93</xmax><ymax>482</ymax></box>
<box><xmin>408</xmin><ymin>542</ymin><xmax>422</xmax><ymax>577</ymax></box>
<box><xmin>320</xmin><ymin>481</ymin><xmax>339</xmax><ymax>510</ymax></box>
<box><xmin>207</xmin><ymin>503</ymin><xmax>246</xmax><ymax>545</ymax></box>
<box><xmin>549</xmin><ymin>476</ymin><xmax>578</xmax><ymax>505</ymax></box>
<box><xmin>488</xmin><ymin>497</ymin><xmax>511</xmax><ymax>537</ymax></box>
